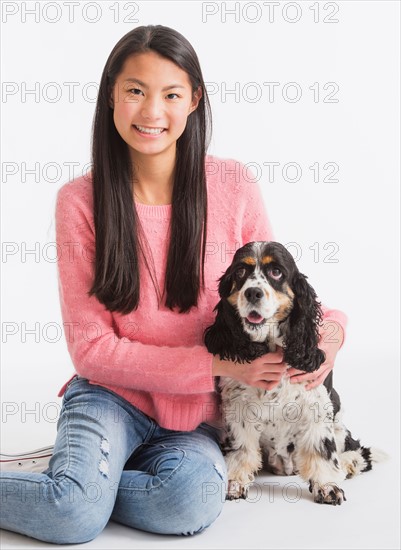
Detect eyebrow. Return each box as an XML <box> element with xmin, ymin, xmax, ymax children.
<box><xmin>123</xmin><ymin>78</ymin><xmax>186</xmax><ymax>91</ymax></box>
<box><xmin>240</xmin><ymin>257</ymin><xmax>256</xmax><ymax>266</ymax></box>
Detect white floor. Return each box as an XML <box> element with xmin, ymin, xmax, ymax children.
<box><xmin>1</xmin><ymin>365</ymin><xmax>400</xmax><ymax>549</ymax></box>
<box><xmin>0</xmin><ymin>461</ymin><xmax>399</xmax><ymax>550</ymax></box>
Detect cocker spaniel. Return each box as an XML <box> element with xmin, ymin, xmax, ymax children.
<box><xmin>204</xmin><ymin>241</ymin><xmax>386</xmax><ymax>505</ymax></box>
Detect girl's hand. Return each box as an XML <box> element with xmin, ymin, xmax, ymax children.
<box><xmin>286</xmin><ymin>322</ymin><xmax>344</xmax><ymax>390</ymax></box>
<box><xmin>213</xmin><ymin>349</ymin><xmax>287</xmax><ymax>391</ymax></box>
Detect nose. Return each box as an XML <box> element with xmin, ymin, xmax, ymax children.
<box><xmin>244</xmin><ymin>286</ymin><xmax>264</xmax><ymax>304</ymax></box>
<box><xmin>141</xmin><ymin>96</ymin><xmax>163</xmax><ymax>121</ymax></box>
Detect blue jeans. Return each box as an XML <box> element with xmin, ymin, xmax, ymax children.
<box><xmin>0</xmin><ymin>376</ymin><xmax>228</xmax><ymax>544</ymax></box>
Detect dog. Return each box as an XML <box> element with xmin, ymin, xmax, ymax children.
<box><xmin>204</xmin><ymin>241</ymin><xmax>387</xmax><ymax>505</ymax></box>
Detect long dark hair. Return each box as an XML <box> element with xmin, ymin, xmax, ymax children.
<box><xmin>88</xmin><ymin>25</ymin><xmax>212</xmax><ymax>314</ymax></box>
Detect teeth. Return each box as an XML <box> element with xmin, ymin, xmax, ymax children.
<box><xmin>135</xmin><ymin>125</ymin><xmax>164</xmax><ymax>135</ymax></box>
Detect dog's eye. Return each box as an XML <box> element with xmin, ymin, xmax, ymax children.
<box><xmin>268</xmin><ymin>268</ymin><xmax>282</xmax><ymax>280</ymax></box>
<box><xmin>236</xmin><ymin>267</ymin><xmax>247</xmax><ymax>278</ymax></box>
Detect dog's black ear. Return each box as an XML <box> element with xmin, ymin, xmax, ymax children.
<box><xmin>204</xmin><ymin>301</ymin><xmax>236</xmax><ymax>359</ymax></box>
<box><xmin>217</xmin><ymin>268</ymin><xmax>235</xmax><ymax>299</ymax></box>
<box><xmin>204</xmin><ymin>300</ymin><xmax>269</xmax><ymax>364</ymax></box>
<box><xmin>283</xmin><ymin>272</ymin><xmax>326</xmax><ymax>372</ymax></box>
<box><xmin>203</xmin><ymin>265</ymin><xmax>236</xmax><ymax>358</ymax></box>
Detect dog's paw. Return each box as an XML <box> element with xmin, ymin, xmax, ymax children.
<box><xmin>339</xmin><ymin>450</ymin><xmax>366</xmax><ymax>479</ymax></box>
<box><xmin>226</xmin><ymin>479</ymin><xmax>249</xmax><ymax>500</ymax></box>
<box><xmin>309</xmin><ymin>481</ymin><xmax>346</xmax><ymax>505</ymax></box>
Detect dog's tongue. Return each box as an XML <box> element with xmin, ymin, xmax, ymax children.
<box><xmin>246</xmin><ymin>312</ymin><xmax>264</xmax><ymax>324</ymax></box>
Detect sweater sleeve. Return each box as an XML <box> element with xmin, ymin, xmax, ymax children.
<box><xmin>55</xmin><ymin>184</ymin><xmax>215</xmax><ymax>395</ymax></box>
<box><xmin>319</xmin><ymin>303</ymin><xmax>348</xmax><ymax>348</ymax></box>
<box><xmin>236</xmin><ymin>161</ymin><xmax>348</xmax><ymax>349</ymax></box>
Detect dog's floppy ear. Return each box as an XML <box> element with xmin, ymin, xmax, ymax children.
<box><xmin>283</xmin><ymin>271</ymin><xmax>326</xmax><ymax>372</ymax></box>
<box><xmin>217</xmin><ymin>266</ymin><xmax>235</xmax><ymax>299</ymax></box>
<box><xmin>204</xmin><ymin>300</ymin><xmax>238</xmax><ymax>359</ymax></box>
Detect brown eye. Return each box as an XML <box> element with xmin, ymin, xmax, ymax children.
<box><xmin>269</xmin><ymin>268</ymin><xmax>282</xmax><ymax>280</ymax></box>
<box><xmin>129</xmin><ymin>88</ymin><xmax>143</xmax><ymax>96</ymax></box>
<box><xmin>236</xmin><ymin>267</ymin><xmax>247</xmax><ymax>278</ymax></box>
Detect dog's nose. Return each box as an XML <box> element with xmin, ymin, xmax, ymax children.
<box><xmin>244</xmin><ymin>287</ymin><xmax>264</xmax><ymax>304</ymax></box>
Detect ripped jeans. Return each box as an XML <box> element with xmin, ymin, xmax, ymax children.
<box><xmin>0</xmin><ymin>376</ymin><xmax>228</xmax><ymax>544</ymax></box>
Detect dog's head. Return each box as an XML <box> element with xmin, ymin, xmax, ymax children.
<box><xmin>204</xmin><ymin>241</ymin><xmax>325</xmax><ymax>372</ymax></box>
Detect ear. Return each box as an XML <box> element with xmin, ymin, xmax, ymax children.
<box><xmin>217</xmin><ymin>265</ymin><xmax>236</xmax><ymax>299</ymax></box>
<box><xmin>188</xmin><ymin>86</ymin><xmax>202</xmax><ymax>115</ymax></box>
<box><xmin>204</xmin><ymin>300</ymin><xmax>237</xmax><ymax>360</ymax></box>
<box><xmin>283</xmin><ymin>272</ymin><xmax>326</xmax><ymax>372</ymax></box>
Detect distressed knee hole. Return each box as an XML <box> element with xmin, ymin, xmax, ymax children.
<box><xmin>98</xmin><ymin>437</ymin><xmax>110</xmax><ymax>478</ymax></box>
<box><xmin>100</xmin><ymin>437</ymin><xmax>110</xmax><ymax>456</ymax></box>
<box><xmin>98</xmin><ymin>458</ymin><xmax>109</xmax><ymax>478</ymax></box>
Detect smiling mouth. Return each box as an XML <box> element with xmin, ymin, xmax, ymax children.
<box><xmin>244</xmin><ymin>311</ymin><xmax>266</xmax><ymax>326</ymax></box>
<box><xmin>133</xmin><ymin>124</ymin><xmax>166</xmax><ymax>135</ymax></box>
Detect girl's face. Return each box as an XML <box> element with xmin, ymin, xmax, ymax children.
<box><xmin>110</xmin><ymin>51</ymin><xmax>201</xmax><ymax>164</ymax></box>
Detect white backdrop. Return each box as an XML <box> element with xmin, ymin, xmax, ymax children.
<box><xmin>1</xmin><ymin>1</ymin><xmax>400</xmax><ymax>548</ymax></box>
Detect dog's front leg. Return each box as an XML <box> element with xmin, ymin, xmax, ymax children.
<box><xmin>222</xmin><ymin>399</ymin><xmax>263</xmax><ymax>500</ymax></box>
<box><xmin>297</xmin><ymin>429</ymin><xmax>347</xmax><ymax>505</ymax></box>
<box><xmin>224</xmin><ymin>430</ymin><xmax>262</xmax><ymax>500</ymax></box>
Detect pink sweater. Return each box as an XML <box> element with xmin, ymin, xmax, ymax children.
<box><xmin>55</xmin><ymin>155</ymin><xmax>347</xmax><ymax>431</ymax></box>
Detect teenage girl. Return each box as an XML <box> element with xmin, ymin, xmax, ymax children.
<box><xmin>0</xmin><ymin>25</ymin><xmax>346</xmax><ymax>544</ymax></box>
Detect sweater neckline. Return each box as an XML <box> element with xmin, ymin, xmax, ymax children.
<box><xmin>134</xmin><ymin>201</ymin><xmax>172</xmax><ymax>218</ymax></box>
